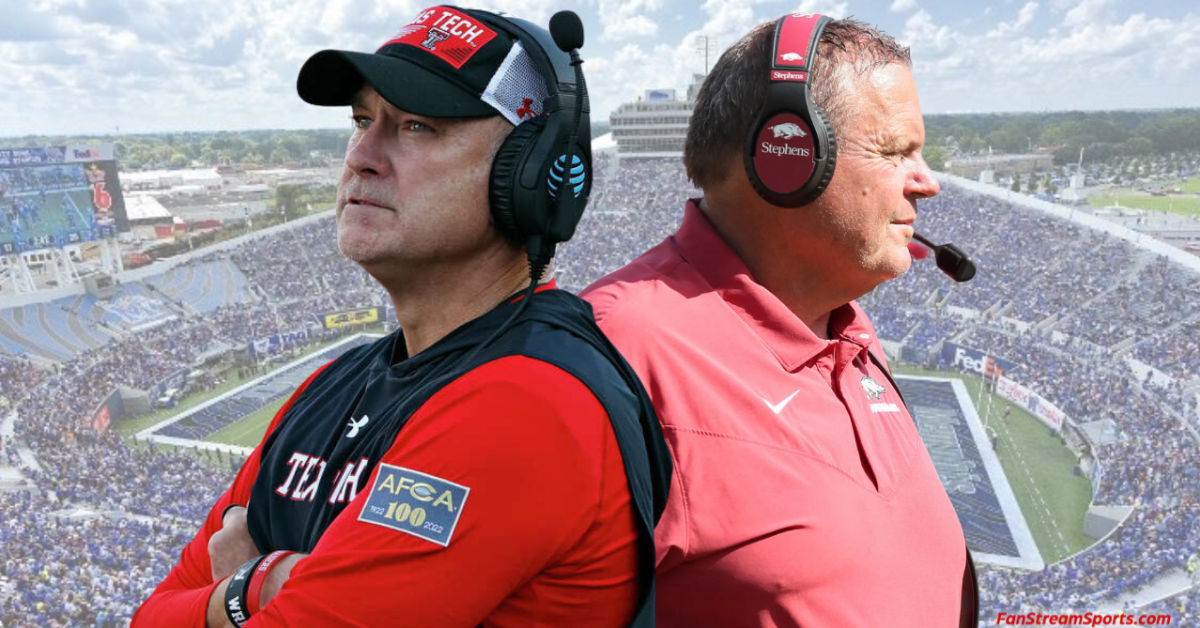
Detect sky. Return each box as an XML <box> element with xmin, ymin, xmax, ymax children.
<box><xmin>0</xmin><ymin>0</ymin><xmax>1197</xmax><ymax>137</ymax></box>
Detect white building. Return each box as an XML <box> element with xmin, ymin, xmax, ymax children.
<box><xmin>120</xmin><ymin>168</ymin><xmax>223</xmax><ymax>193</ymax></box>
<box><xmin>609</xmin><ymin>75</ymin><xmax>705</xmax><ymax>159</ymax></box>
<box><xmin>122</xmin><ymin>194</ymin><xmax>178</xmax><ymax>242</ymax></box>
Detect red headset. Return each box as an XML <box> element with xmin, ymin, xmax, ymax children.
<box><xmin>743</xmin><ymin>13</ymin><xmax>836</xmax><ymax>207</ymax></box>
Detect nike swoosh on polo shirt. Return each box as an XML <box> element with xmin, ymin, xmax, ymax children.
<box><xmin>762</xmin><ymin>390</ymin><xmax>801</xmax><ymax>415</ymax></box>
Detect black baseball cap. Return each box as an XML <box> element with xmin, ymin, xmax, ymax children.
<box><xmin>297</xmin><ymin>5</ymin><xmax>549</xmax><ymax>125</ymax></box>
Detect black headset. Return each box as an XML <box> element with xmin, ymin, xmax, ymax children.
<box><xmin>433</xmin><ymin>11</ymin><xmax>590</xmax><ymax>396</ymax></box>
<box><xmin>744</xmin><ymin>13</ymin><xmax>836</xmax><ymax>208</ymax></box>
<box><xmin>468</xmin><ymin>10</ymin><xmax>591</xmax><ymax>271</ymax></box>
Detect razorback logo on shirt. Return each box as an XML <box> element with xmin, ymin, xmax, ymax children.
<box><xmin>378</xmin><ymin>6</ymin><xmax>498</xmax><ymax>69</ymax></box>
<box><xmin>861</xmin><ymin>375</ymin><xmax>887</xmax><ymax>399</ymax></box>
<box><xmin>358</xmin><ymin>464</ymin><xmax>470</xmax><ymax>547</ymax></box>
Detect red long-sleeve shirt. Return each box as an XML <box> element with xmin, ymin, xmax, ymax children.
<box><xmin>132</xmin><ymin>355</ymin><xmax>638</xmax><ymax>627</ymax></box>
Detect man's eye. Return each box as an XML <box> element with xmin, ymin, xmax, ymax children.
<box><xmin>350</xmin><ymin>116</ymin><xmax>372</xmax><ymax>130</ymax></box>
<box><xmin>408</xmin><ymin>120</ymin><xmax>434</xmax><ymax>133</ymax></box>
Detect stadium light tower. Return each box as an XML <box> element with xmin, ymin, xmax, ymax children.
<box><xmin>694</xmin><ymin>34</ymin><xmax>719</xmax><ymax>74</ymax></box>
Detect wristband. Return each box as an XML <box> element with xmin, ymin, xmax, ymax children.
<box><xmin>224</xmin><ymin>554</ymin><xmax>268</xmax><ymax>628</ymax></box>
<box><xmin>246</xmin><ymin>550</ymin><xmax>296</xmax><ymax>616</ymax></box>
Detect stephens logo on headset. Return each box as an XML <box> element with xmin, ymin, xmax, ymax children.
<box><xmin>753</xmin><ymin>112</ymin><xmax>817</xmax><ymax>194</ymax></box>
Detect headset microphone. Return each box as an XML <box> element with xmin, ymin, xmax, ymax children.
<box><xmin>544</xmin><ymin>10</ymin><xmax>587</xmax><ymax>272</ymax></box>
<box><xmin>455</xmin><ymin>9</ymin><xmax>592</xmax><ymax>373</ymax></box>
<box><xmin>550</xmin><ymin>11</ymin><xmax>585</xmax><ymax>51</ymax></box>
<box><xmin>912</xmin><ymin>232</ymin><xmax>976</xmax><ymax>283</ymax></box>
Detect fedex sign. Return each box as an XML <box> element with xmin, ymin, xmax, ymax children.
<box><xmin>943</xmin><ymin>343</ymin><xmax>1018</xmax><ymax>378</ymax></box>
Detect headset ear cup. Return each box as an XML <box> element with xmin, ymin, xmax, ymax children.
<box><xmin>805</xmin><ymin>106</ymin><xmax>838</xmax><ymax>203</ymax></box>
<box><xmin>490</xmin><ymin>117</ymin><xmax>548</xmax><ymax>244</ymax></box>
<box><xmin>743</xmin><ymin>114</ymin><xmax>775</xmax><ymax>204</ymax></box>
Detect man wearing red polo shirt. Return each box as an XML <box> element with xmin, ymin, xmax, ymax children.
<box><xmin>583</xmin><ymin>13</ymin><xmax>978</xmax><ymax>628</ymax></box>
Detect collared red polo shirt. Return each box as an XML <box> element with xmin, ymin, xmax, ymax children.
<box><xmin>582</xmin><ymin>200</ymin><xmax>976</xmax><ymax>627</ymax></box>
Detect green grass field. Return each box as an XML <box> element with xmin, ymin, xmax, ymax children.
<box><xmin>207</xmin><ymin>397</ymin><xmax>287</xmax><ymax>447</ymax></box>
<box><xmin>119</xmin><ymin>326</ymin><xmax>389</xmax><ymax>449</ymax></box>
<box><xmin>892</xmin><ymin>364</ymin><xmax>1096</xmax><ymax>564</ymax></box>
<box><xmin>115</xmin><ymin>368</ymin><xmax>254</xmax><ymax>438</ymax></box>
<box><xmin>1089</xmin><ymin>178</ymin><xmax>1200</xmax><ymax>217</ymax></box>
<box><xmin>1089</xmin><ymin>193</ymin><xmax>1200</xmax><ymax>216</ymax></box>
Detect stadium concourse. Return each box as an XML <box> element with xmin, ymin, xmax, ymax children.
<box><xmin>1</xmin><ymin>157</ymin><xmax>1199</xmax><ymax>626</ymax></box>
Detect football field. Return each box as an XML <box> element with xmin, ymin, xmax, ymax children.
<box><xmin>893</xmin><ymin>364</ymin><xmax>1096</xmax><ymax>564</ymax></box>
<box><xmin>133</xmin><ymin>333</ymin><xmax>379</xmax><ymax>454</ymax></box>
<box><xmin>206</xmin><ymin>399</ymin><xmax>286</xmax><ymax>447</ymax></box>
<box><xmin>1088</xmin><ymin>177</ymin><xmax>1200</xmax><ymax>217</ymax></box>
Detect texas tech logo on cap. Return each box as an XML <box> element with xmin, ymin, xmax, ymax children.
<box><xmin>422</xmin><ymin>28</ymin><xmax>452</xmax><ymax>50</ymax></box>
<box><xmin>380</xmin><ymin>6</ymin><xmax>499</xmax><ymax>69</ymax></box>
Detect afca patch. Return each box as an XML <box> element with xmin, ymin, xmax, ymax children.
<box><xmin>358</xmin><ymin>464</ymin><xmax>470</xmax><ymax>547</ymax></box>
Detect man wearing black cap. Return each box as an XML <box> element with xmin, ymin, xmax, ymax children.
<box><xmin>132</xmin><ymin>6</ymin><xmax>668</xmax><ymax>628</ymax></box>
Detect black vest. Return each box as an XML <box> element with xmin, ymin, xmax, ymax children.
<box><xmin>247</xmin><ymin>289</ymin><xmax>670</xmax><ymax>627</ymax></box>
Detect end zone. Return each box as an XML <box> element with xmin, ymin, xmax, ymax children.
<box><xmin>899</xmin><ymin>374</ymin><xmax>1044</xmax><ymax>571</ymax></box>
<box><xmin>134</xmin><ymin>333</ymin><xmax>381</xmax><ymax>455</ymax></box>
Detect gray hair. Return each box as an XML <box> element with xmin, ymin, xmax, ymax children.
<box><xmin>683</xmin><ymin>18</ymin><xmax>912</xmax><ymax>188</ymax></box>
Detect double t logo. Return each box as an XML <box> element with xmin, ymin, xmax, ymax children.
<box><xmin>421</xmin><ymin>27</ymin><xmax>451</xmax><ymax>50</ymax></box>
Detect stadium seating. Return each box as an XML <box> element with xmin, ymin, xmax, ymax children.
<box><xmin>143</xmin><ymin>258</ymin><xmax>254</xmax><ymax>314</ymax></box>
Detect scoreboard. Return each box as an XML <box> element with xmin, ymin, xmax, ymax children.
<box><xmin>0</xmin><ymin>144</ymin><xmax>129</xmax><ymax>255</ymax></box>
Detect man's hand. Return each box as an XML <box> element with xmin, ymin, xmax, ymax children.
<box><xmin>208</xmin><ymin>506</ymin><xmax>259</xmax><ymax>583</ymax></box>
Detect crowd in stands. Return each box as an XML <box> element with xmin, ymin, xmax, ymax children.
<box><xmin>1</xmin><ymin>158</ymin><xmax>1199</xmax><ymax>626</ymax></box>
<box><xmin>0</xmin><ymin>492</ymin><xmax>196</xmax><ymax>628</ymax></box>
<box><xmin>1135</xmin><ymin>317</ymin><xmax>1200</xmax><ymax>378</ymax></box>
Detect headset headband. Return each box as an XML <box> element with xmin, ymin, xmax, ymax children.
<box><xmin>771</xmin><ymin>13</ymin><xmax>827</xmax><ymax>78</ymax></box>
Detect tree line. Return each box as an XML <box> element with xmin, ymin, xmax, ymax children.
<box><xmin>2</xmin><ymin>129</ymin><xmax>352</xmax><ymax>171</ymax></box>
<box><xmin>4</xmin><ymin>111</ymin><xmax>1195</xmax><ymax>173</ymax></box>
<box><xmin>922</xmin><ymin>108</ymin><xmax>1200</xmax><ymax>170</ymax></box>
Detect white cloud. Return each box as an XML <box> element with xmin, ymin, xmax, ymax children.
<box><xmin>1</xmin><ymin>0</ymin><xmax>1198</xmax><ymax>135</ymax></box>
<box><xmin>889</xmin><ymin>0</ymin><xmax>918</xmax><ymax>13</ymax></box>
<box><xmin>597</xmin><ymin>0</ymin><xmax>664</xmax><ymax>41</ymax></box>
<box><xmin>901</xmin><ymin>10</ymin><xmax>957</xmax><ymax>53</ymax></box>
<box><xmin>1063</xmin><ymin>0</ymin><xmax>1114</xmax><ymax>27</ymax></box>
<box><xmin>792</xmin><ymin>0</ymin><xmax>850</xmax><ymax>19</ymax></box>
<box><xmin>987</xmin><ymin>1</ymin><xmax>1038</xmax><ymax>38</ymax></box>
<box><xmin>897</xmin><ymin>2</ymin><xmax>1200</xmax><ymax>114</ymax></box>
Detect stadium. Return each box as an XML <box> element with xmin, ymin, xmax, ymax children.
<box><xmin>1</xmin><ymin>133</ymin><xmax>1199</xmax><ymax>627</ymax></box>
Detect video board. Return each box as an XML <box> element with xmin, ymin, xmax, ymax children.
<box><xmin>0</xmin><ymin>145</ymin><xmax>129</xmax><ymax>255</ymax></box>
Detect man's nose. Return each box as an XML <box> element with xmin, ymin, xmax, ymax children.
<box><xmin>908</xmin><ymin>154</ymin><xmax>940</xmax><ymax>199</ymax></box>
<box><xmin>344</xmin><ymin>127</ymin><xmax>388</xmax><ymax>178</ymax></box>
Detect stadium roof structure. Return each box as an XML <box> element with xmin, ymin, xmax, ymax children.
<box><xmin>123</xmin><ymin>194</ymin><xmax>173</xmax><ymax>223</ymax></box>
